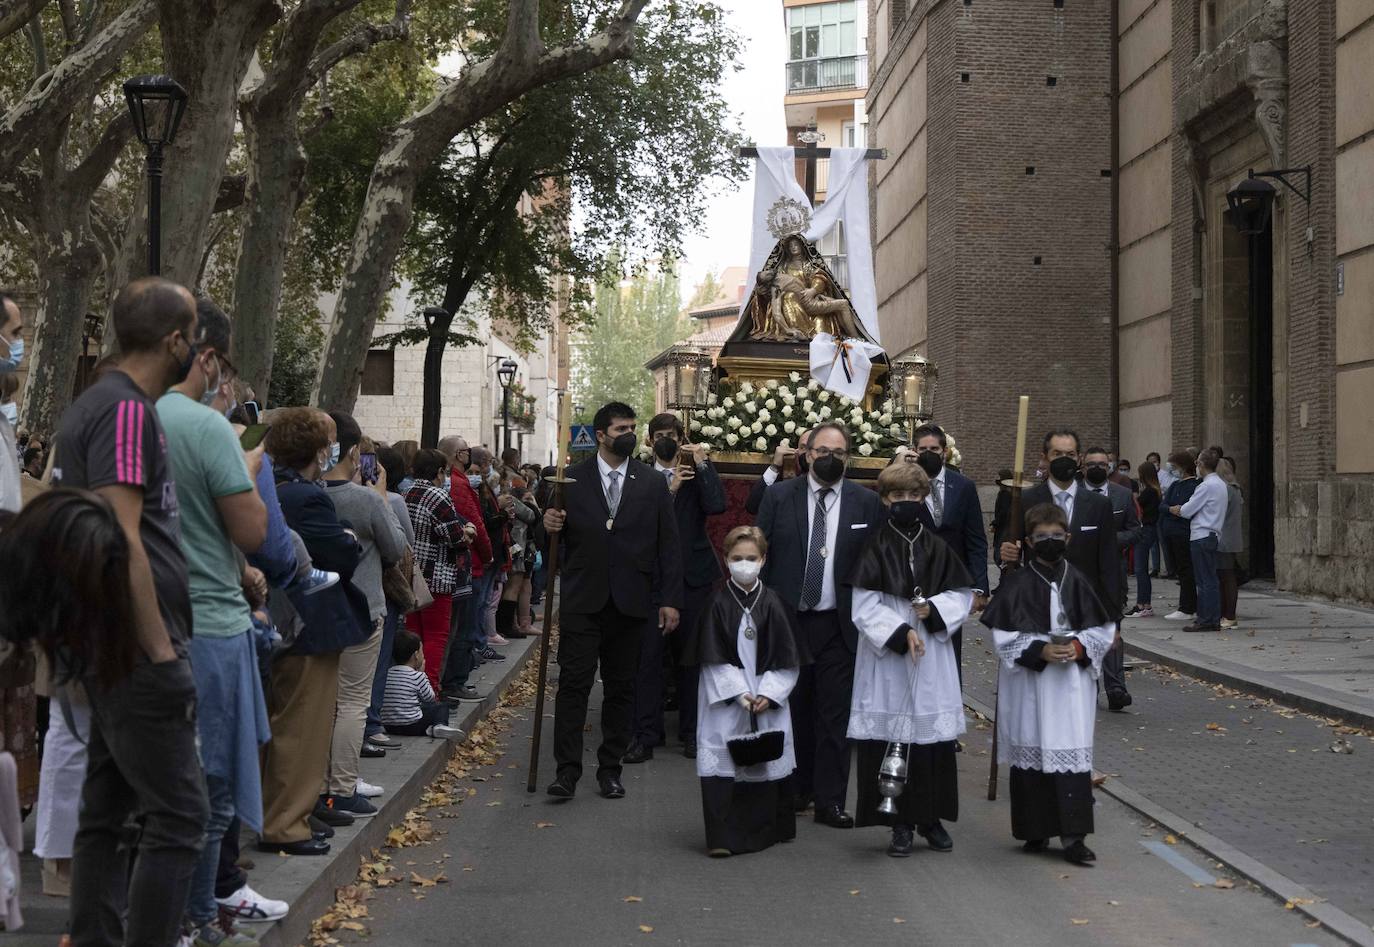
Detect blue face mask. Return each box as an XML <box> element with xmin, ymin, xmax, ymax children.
<box><xmin>0</xmin><ymin>402</ymin><xmax>15</xmax><ymax>426</ymax></box>
<box><xmin>0</xmin><ymin>334</ymin><xmax>22</xmax><ymax>373</ymax></box>
<box><xmin>468</xmin><ymin>474</ymin><xmax>482</xmax><ymax>489</ymax></box>
<box><xmin>319</xmin><ymin>441</ymin><xmax>341</xmax><ymax>474</ymax></box>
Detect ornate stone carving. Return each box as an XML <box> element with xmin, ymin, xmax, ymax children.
<box><xmin>1246</xmin><ymin>39</ymin><xmax>1288</xmax><ymax>168</ymax></box>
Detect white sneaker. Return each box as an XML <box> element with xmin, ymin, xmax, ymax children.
<box><xmin>216</xmin><ymin>883</ymin><xmax>290</xmax><ymax>921</ymax></box>
<box><xmin>427</xmin><ymin>724</ymin><xmax>466</xmax><ymax>742</ymax></box>
<box><xmin>356</xmin><ymin>779</ymin><xmax>384</xmax><ymax>798</ymax></box>
<box><xmin>1219</xmin><ymin>618</ymin><xmax>1239</xmax><ymax>629</ymax></box>
<box><xmin>366</xmin><ymin>732</ymin><xmax>395</xmax><ymax>747</ymax></box>
<box><xmin>1164</xmin><ymin>610</ymin><xmax>1194</xmax><ymax>621</ymax></box>
<box><xmin>488</xmin><ymin>633</ymin><xmax>510</xmax><ymax>646</ymax></box>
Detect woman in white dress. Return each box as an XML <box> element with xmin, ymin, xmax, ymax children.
<box><xmin>847</xmin><ymin>462</ymin><xmax>974</xmax><ymax>857</ymax></box>
<box><xmin>694</xmin><ymin>526</ymin><xmax>806</xmax><ymax>857</ymax></box>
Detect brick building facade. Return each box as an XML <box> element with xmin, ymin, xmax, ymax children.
<box><xmin>868</xmin><ymin>0</ymin><xmax>1374</xmax><ymax>605</ymax></box>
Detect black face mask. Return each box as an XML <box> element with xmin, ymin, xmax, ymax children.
<box><xmin>889</xmin><ymin>500</ymin><xmax>924</xmax><ymax>530</ymax></box>
<box><xmin>811</xmin><ymin>453</ymin><xmax>844</xmax><ymax>484</ymax></box>
<box><xmin>608</xmin><ymin>431</ymin><xmax>638</xmax><ymax>459</ymax></box>
<box><xmin>653</xmin><ymin>436</ymin><xmax>678</xmax><ymax>463</ymax></box>
<box><xmin>1048</xmin><ymin>456</ymin><xmax>1079</xmax><ymax>483</ymax></box>
<box><xmin>1084</xmin><ymin>466</ymin><xmax>1109</xmax><ymax>486</ymax></box>
<box><xmin>171</xmin><ymin>337</ymin><xmax>198</xmax><ymax>386</ymax></box>
<box><xmin>1033</xmin><ymin>537</ymin><xmax>1067</xmax><ymax>563</ymax></box>
<box><xmin>916</xmin><ymin>450</ymin><xmax>943</xmax><ymax>477</ymax></box>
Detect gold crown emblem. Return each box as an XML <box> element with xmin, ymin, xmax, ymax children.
<box><xmin>766</xmin><ymin>197</ymin><xmax>811</xmax><ymax>239</ymax></box>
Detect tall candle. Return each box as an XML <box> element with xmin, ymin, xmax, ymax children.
<box><xmin>1012</xmin><ymin>395</ymin><xmax>1029</xmax><ymax>487</ymax></box>
<box><xmin>555</xmin><ymin>393</ymin><xmax>571</xmax><ymax>478</ymax></box>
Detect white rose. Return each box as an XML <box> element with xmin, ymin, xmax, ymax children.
<box><xmin>840</xmin><ymin>397</ymin><xmax>853</xmax><ymax>408</ymax></box>
<box><xmin>765</xmin><ymin>398</ymin><xmax>777</xmax><ymax>410</ymax></box>
<box><xmin>818</xmin><ymin>390</ymin><xmax>831</xmax><ymax>402</ymax></box>
<box><xmin>781</xmin><ymin>404</ymin><xmax>793</xmax><ymax>417</ymax></box>
<box><xmin>740</xmin><ymin>381</ymin><xmax>754</xmax><ymax>395</ymax></box>
<box><xmin>707</xmin><ymin>391</ymin><xmax>718</xmax><ymax>405</ymax></box>
<box><xmin>783</xmin><ymin>420</ymin><xmax>796</xmax><ymax>433</ymax></box>
<box><xmin>751</xmin><ymin>421</ymin><xmax>763</xmax><ymax>434</ymax></box>
<box><xmin>795</xmin><ymin>386</ymin><xmax>809</xmax><ymax>400</ymax></box>
<box><xmin>767</xmin><ymin>379</ymin><xmax>780</xmax><ymax>389</ymax></box>
<box><xmin>781</xmin><ymin>394</ymin><xmax>795</xmax><ymax>406</ymax></box>
<box><xmin>758</xmin><ymin>409</ymin><xmax>771</xmax><ymax>422</ymax></box>
<box><xmin>722</xmin><ymin>396</ymin><xmax>734</xmax><ymax>408</ymax></box>
<box><xmin>865</xmin><ymin>431</ymin><xmax>879</xmax><ymax>442</ymax></box>
<box><xmin>858</xmin><ymin>443</ymin><xmax>874</xmax><ymax>456</ymax></box>
<box><xmin>727</xmin><ymin>416</ymin><xmax>742</xmax><ymax>429</ymax></box>
<box><xmin>725</xmin><ymin>432</ymin><xmax>739</xmax><ymax>446</ymax></box>
<box><xmin>819</xmin><ymin>406</ymin><xmax>831</xmax><ymax>419</ymax></box>
<box><xmin>755</xmin><ymin>436</ymin><xmax>768</xmax><ymax>451</ymax></box>
<box><xmin>690</xmin><ymin>418</ymin><xmax>702</xmax><ymax>430</ymax></box>
<box><xmin>890</xmin><ymin>424</ymin><xmax>903</xmax><ymax>436</ymax></box>
<box><xmin>808</xmin><ymin>379</ymin><xmax>820</xmax><ymax>391</ymax></box>
<box><xmin>745</xmin><ymin>402</ymin><xmax>758</xmax><ymax>414</ymax></box>
<box><xmin>789</xmin><ymin>371</ymin><xmax>801</xmax><ymax>383</ymax></box>
<box><xmin>765</xmin><ymin>424</ymin><xmax>778</xmax><ymax>436</ymax></box>
<box><xmin>881</xmin><ymin>399</ymin><xmax>893</xmax><ymax>412</ymax></box>
<box><xmin>802</xmin><ymin>399</ymin><xmax>814</xmax><ymax>412</ymax></box>
<box><xmin>851</xmin><ymin>408</ymin><xmax>864</xmax><ymax>422</ymax></box>
<box><xmin>879</xmin><ymin>412</ymin><xmax>892</xmax><ymax>425</ymax></box>
<box><xmin>806</xmin><ymin>412</ymin><xmax>820</xmax><ymax>423</ymax></box>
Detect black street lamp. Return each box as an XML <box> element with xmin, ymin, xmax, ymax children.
<box><xmin>1224</xmin><ymin>166</ymin><xmax>1312</xmax><ymax>236</ymax></box>
<box><xmin>123</xmin><ymin>75</ymin><xmax>188</xmax><ymax>276</ymax></box>
<box><xmin>497</xmin><ymin>357</ymin><xmax>518</xmax><ymax>454</ymax></box>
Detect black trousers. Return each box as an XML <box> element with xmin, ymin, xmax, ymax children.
<box><xmin>1164</xmin><ymin>532</ymin><xmax>1196</xmax><ymax>614</ymax></box>
<box><xmin>1102</xmin><ymin>635</ymin><xmax>1128</xmax><ymax>697</ymax></box>
<box><xmin>632</xmin><ymin>592</ymin><xmax>704</xmax><ymax>747</ymax></box>
<box><xmin>789</xmin><ymin>610</ymin><xmax>854</xmax><ymax>811</ymax></box>
<box><xmin>554</xmin><ymin>600</ymin><xmax>645</xmax><ymax>782</ymax></box>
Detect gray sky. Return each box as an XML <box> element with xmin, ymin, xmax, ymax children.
<box><xmin>676</xmin><ymin>0</ymin><xmax>787</xmax><ymax>303</ymax></box>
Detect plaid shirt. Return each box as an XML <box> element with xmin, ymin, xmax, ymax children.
<box><xmin>406</xmin><ymin>481</ymin><xmax>472</xmax><ymax>597</ymax></box>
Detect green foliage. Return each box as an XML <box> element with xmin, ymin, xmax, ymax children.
<box><xmin>266</xmin><ymin>242</ymin><xmax>327</xmax><ymax>407</ymax></box>
<box><xmin>571</xmin><ymin>260</ymin><xmax>685</xmax><ymax>430</ymax></box>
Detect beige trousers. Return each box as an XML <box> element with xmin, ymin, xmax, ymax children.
<box><xmin>328</xmin><ymin>623</ymin><xmax>383</xmax><ymax>796</ymax></box>
<box><xmin>261</xmin><ymin>652</ymin><xmax>339</xmax><ymax>844</ymax></box>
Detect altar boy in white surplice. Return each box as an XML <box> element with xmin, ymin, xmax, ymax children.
<box><xmin>981</xmin><ymin>501</ymin><xmax>1116</xmax><ymax>867</ymax></box>
<box><xmin>847</xmin><ymin>462</ymin><xmax>975</xmax><ymax>858</ymax></box>
<box><xmin>693</xmin><ymin>526</ymin><xmax>807</xmax><ymax>858</ymax></box>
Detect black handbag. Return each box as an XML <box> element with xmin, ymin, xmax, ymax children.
<box><xmin>284</xmin><ymin>579</ymin><xmax>372</xmax><ymax>656</ymax></box>
<box><xmin>727</xmin><ymin>709</ymin><xmax>785</xmax><ymax>767</ymax></box>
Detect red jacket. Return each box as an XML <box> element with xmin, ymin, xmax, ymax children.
<box><xmin>449</xmin><ymin>475</ymin><xmax>493</xmax><ymax>575</ymax></box>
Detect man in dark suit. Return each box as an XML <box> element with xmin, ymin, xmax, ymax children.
<box><xmin>1082</xmin><ymin>446</ymin><xmax>1140</xmax><ymax>704</ymax></box>
<box><xmin>758</xmin><ymin>421</ymin><xmax>884</xmax><ymax>828</ymax></box>
<box><xmin>626</xmin><ymin>412</ymin><xmax>727</xmax><ymax>762</ymax></box>
<box><xmin>542</xmin><ymin>402</ymin><xmax>683</xmax><ymax>800</ymax></box>
<box><xmin>745</xmin><ymin>428</ymin><xmax>811</xmax><ymax>515</ymax></box>
<box><xmin>906</xmin><ymin>424</ymin><xmax>990</xmax><ymax>671</ymax></box>
<box><xmin>999</xmin><ymin>429</ymin><xmax>1129</xmax><ymax>710</ymax></box>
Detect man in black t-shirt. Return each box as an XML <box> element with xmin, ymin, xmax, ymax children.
<box><xmin>52</xmin><ymin>277</ymin><xmax>211</xmax><ymax>947</ymax></box>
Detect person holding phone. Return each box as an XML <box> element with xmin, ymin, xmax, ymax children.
<box><xmin>982</xmin><ymin>502</ymin><xmax>1117</xmax><ymax>866</ymax></box>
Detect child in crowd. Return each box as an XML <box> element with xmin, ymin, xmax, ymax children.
<box><xmin>847</xmin><ymin>461</ymin><xmax>975</xmax><ymax>857</ymax></box>
<box><xmin>693</xmin><ymin>526</ymin><xmax>805</xmax><ymax>857</ymax></box>
<box><xmin>382</xmin><ymin>632</ymin><xmax>465</xmax><ymax>741</ymax></box>
<box><xmin>981</xmin><ymin>502</ymin><xmax>1117</xmax><ymax>866</ymax></box>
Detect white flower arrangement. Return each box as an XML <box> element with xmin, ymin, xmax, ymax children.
<box><xmin>789</xmin><ymin>371</ymin><xmax>801</xmax><ymax>382</ymax></box>
<box><xmin>739</xmin><ymin>381</ymin><xmax>754</xmax><ymax>395</ymax></box>
<box><xmin>764</xmin><ymin>423</ymin><xmax>778</xmax><ymax>436</ymax></box>
<box><xmin>818</xmin><ymin>390</ymin><xmax>831</xmax><ymax>402</ymax></box>
<box><xmin>726</xmin><ymin>432</ymin><xmax>739</xmax><ymax>446</ymax></box>
<box><xmin>755</xmin><ymin>436</ymin><xmax>768</xmax><ymax>451</ymax></box>
<box><xmin>860</xmin><ymin>421</ymin><xmax>872</xmax><ymax>433</ymax></box>
<box><xmin>751</xmin><ymin>421</ymin><xmax>763</xmax><ymax>434</ymax></box>
<box><xmin>691</xmin><ymin>418</ymin><xmax>702</xmax><ymax>430</ymax></box>
<box><xmin>858</xmin><ymin>443</ymin><xmax>874</xmax><ymax>456</ymax></box>
<box><xmin>802</xmin><ymin>399</ymin><xmax>815</xmax><ymax>412</ymax></box>
<box><xmin>819</xmin><ymin>406</ymin><xmax>831</xmax><ymax>419</ymax></box>
<box><xmin>764</xmin><ymin>398</ymin><xmax>777</xmax><ymax>410</ymax></box>
<box><xmin>783</xmin><ymin>420</ymin><xmax>796</xmax><ymax>433</ymax></box>
<box><xmin>766</xmin><ymin>379</ymin><xmax>780</xmax><ymax>389</ymax></box>
<box><xmin>879</xmin><ymin>412</ymin><xmax>892</xmax><ymax>425</ymax></box>
<box><xmin>781</xmin><ymin>404</ymin><xmax>793</xmax><ymax>417</ymax></box>
<box><xmin>806</xmin><ymin>411</ymin><xmax>820</xmax><ymax>423</ymax></box>
<box><xmin>696</xmin><ymin>379</ymin><xmax>902</xmax><ymax>458</ymax></box>
<box><xmin>758</xmin><ymin>409</ymin><xmax>771</xmax><ymax>422</ymax></box>
<box><xmin>727</xmin><ymin>416</ymin><xmax>742</xmax><ymax>429</ymax></box>
<box><xmin>744</xmin><ymin>401</ymin><xmax>758</xmax><ymax>414</ymax></box>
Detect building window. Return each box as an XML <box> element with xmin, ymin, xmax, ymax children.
<box><xmin>786</xmin><ymin>1</ymin><xmax>865</xmax><ymax>93</ymax></box>
<box><xmin>816</xmin><ymin>220</ymin><xmax>849</xmax><ymax>291</ymax></box>
<box><xmin>361</xmin><ymin>349</ymin><xmax>394</xmax><ymax>396</ymax></box>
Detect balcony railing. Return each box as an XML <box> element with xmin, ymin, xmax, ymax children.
<box><xmin>785</xmin><ymin>54</ymin><xmax>868</xmax><ymax>95</ymax></box>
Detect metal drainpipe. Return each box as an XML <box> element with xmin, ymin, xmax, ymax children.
<box><xmin>1109</xmin><ymin>0</ymin><xmax>1121</xmax><ymax>451</ymax></box>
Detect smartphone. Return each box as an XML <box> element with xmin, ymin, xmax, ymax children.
<box><xmin>359</xmin><ymin>452</ymin><xmax>379</xmax><ymax>485</ymax></box>
<box><xmin>240</xmin><ymin>423</ymin><xmax>271</xmax><ymax>451</ymax></box>
<box><xmin>1049</xmin><ymin>633</ymin><xmax>1074</xmax><ymax>646</ymax></box>
<box><xmin>677</xmin><ymin>447</ymin><xmax>694</xmax><ymax>469</ymax></box>
<box><xmin>242</xmin><ymin>400</ymin><xmax>260</xmax><ymax>427</ymax></box>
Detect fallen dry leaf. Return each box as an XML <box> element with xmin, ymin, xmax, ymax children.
<box><xmin>1214</xmin><ymin>879</ymin><xmax>1235</xmax><ymax>889</ymax></box>
<box><xmin>849</xmin><ymin>889</ymin><xmax>860</xmax><ymax>896</ymax></box>
<box><xmin>1071</xmin><ymin>918</ymin><xmax>1090</xmax><ymax>925</ymax></box>
<box><xmin>410</xmin><ymin>872</ymin><xmax>438</xmax><ymax>888</ymax></box>
<box><xmin>893</xmin><ymin>918</ymin><xmax>906</xmax><ymax>924</ymax></box>
<box><xmin>1164</xmin><ymin>834</ymin><xmax>1179</xmax><ymax>845</ymax></box>
<box><xmin>638</xmin><ymin>924</ymin><xmax>654</xmax><ymax>933</ymax></box>
<box><xmin>624</xmin><ymin>896</ymin><xmax>643</xmax><ymax>903</ymax></box>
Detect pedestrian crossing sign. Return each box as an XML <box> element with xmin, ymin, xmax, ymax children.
<box><xmin>569</xmin><ymin>424</ymin><xmax>596</xmax><ymax>450</ymax></box>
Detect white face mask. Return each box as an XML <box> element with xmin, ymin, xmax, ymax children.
<box><xmin>728</xmin><ymin>559</ymin><xmax>762</xmax><ymax>587</ymax></box>
<box><xmin>0</xmin><ymin>402</ymin><xmax>15</xmax><ymax>426</ymax></box>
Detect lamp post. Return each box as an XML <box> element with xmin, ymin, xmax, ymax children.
<box><xmin>888</xmin><ymin>352</ymin><xmax>938</xmax><ymax>443</ymax></box>
<box><xmin>665</xmin><ymin>345</ymin><xmax>713</xmax><ymax>435</ymax></box>
<box><xmin>497</xmin><ymin>357</ymin><xmax>518</xmax><ymax>454</ymax></box>
<box><xmin>123</xmin><ymin>75</ymin><xmax>189</xmax><ymax>276</ymax></box>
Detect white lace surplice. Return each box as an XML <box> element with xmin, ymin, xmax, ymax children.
<box><xmin>696</xmin><ymin>612</ymin><xmax>799</xmax><ymax>783</ymax></box>
<box><xmin>848</xmin><ymin>586</ymin><xmax>974</xmax><ymax>745</ymax></box>
<box><xmin>992</xmin><ymin>580</ymin><xmax>1116</xmax><ymax>773</ymax></box>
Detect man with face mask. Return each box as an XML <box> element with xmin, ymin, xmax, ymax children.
<box><xmin>998</xmin><ymin>429</ymin><xmax>1128</xmax><ymax>710</ymax></box>
<box><xmin>625</xmin><ymin>412</ymin><xmax>727</xmax><ymax>763</ymax></box>
<box><xmin>542</xmin><ymin>401</ymin><xmax>683</xmax><ymax>801</ymax></box>
<box><xmin>0</xmin><ymin>292</ymin><xmax>26</xmax><ymax>512</ymax></box>
<box><xmin>757</xmin><ymin>420</ymin><xmax>883</xmax><ymax>827</ymax></box>
<box><xmin>52</xmin><ymin>277</ymin><xmax>212</xmax><ymax>946</ymax></box>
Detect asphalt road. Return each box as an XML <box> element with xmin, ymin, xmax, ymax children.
<box><xmin>335</xmin><ymin>674</ymin><xmax>1346</xmax><ymax>947</ymax></box>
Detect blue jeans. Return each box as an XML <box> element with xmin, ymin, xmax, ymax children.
<box><xmin>187</xmin><ymin>774</ymin><xmax>236</xmax><ymax>925</ymax></box>
<box><xmin>1150</xmin><ymin>527</ymin><xmax>1163</xmax><ymax>572</ymax></box>
<box><xmin>1134</xmin><ymin>524</ymin><xmax>1156</xmax><ymax>605</ymax></box>
<box><xmin>366</xmin><ymin>603</ymin><xmax>402</xmax><ymax>737</ymax></box>
<box><xmin>474</xmin><ymin>571</ymin><xmax>497</xmax><ymax>650</ymax></box>
<box><xmin>1190</xmin><ymin>533</ymin><xmax>1221</xmax><ymax>625</ymax></box>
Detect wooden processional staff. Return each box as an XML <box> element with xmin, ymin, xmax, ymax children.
<box><xmin>526</xmin><ymin>394</ymin><xmax>576</xmax><ymax>793</ymax></box>
<box><xmin>988</xmin><ymin>395</ymin><xmax>1030</xmax><ymax>802</ymax></box>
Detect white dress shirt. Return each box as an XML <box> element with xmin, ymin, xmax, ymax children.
<box><xmin>762</xmin><ymin>465</ymin><xmax>780</xmax><ymax>486</ymax></box>
<box><xmin>803</xmin><ymin>474</ymin><xmax>843</xmax><ymax>612</ymax></box>
<box><xmin>1179</xmin><ymin>471</ymin><xmax>1228</xmax><ymax>541</ymax></box>
<box><xmin>655</xmin><ymin>459</ymin><xmax>675</xmax><ymax>485</ymax></box>
<box><xmin>926</xmin><ymin>465</ymin><xmax>948</xmax><ymax>525</ymax></box>
<box><xmin>596</xmin><ymin>452</ymin><xmax>629</xmax><ymax>510</ymax></box>
<box><xmin>1048</xmin><ymin>477</ymin><xmax>1079</xmax><ymax>525</ymax></box>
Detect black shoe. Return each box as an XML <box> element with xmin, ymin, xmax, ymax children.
<box><xmin>257</xmin><ymin>838</ymin><xmax>330</xmax><ymax>856</ymax></box>
<box><xmin>1149</xmin><ymin>570</ymin><xmax>1160</xmax><ymax>578</ymax></box>
<box><xmin>479</xmin><ymin>647</ymin><xmax>506</xmax><ymax>661</ymax></box>
<box><xmin>441</xmin><ymin>685</ymin><xmax>481</xmax><ymax>703</ymax></box>
<box><xmin>1183</xmin><ymin>623</ymin><xmax>1221</xmax><ymax>633</ymax></box>
<box><xmin>919</xmin><ymin>821</ymin><xmax>953</xmax><ymax>852</ymax></box>
<box><xmin>1064</xmin><ymin>840</ymin><xmax>1096</xmax><ymax>865</ymax></box>
<box><xmin>546</xmin><ymin>774</ymin><xmax>577</xmax><ymax>799</ymax></box>
<box><xmin>682</xmin><ymin>738</ymin><xmax>697</xmax><ymax>760</ymax></box>
<box><xmin>312</xmin><ymin>798</ymin><xmax>355</xmax><ymax>827</ymax></box>
<box><xmin>814</xmin><ymin>805</ymin><xmax>854</xmax><ymax>829</ymax></box>
<box><xmin>622</xmin><ymin>742</ymin><xmax>653</xmax><ymax>764</ymax></box>
<box><xmin>954</xmin><ymin>740</ymin><xmax>964</xmax><ymax>753</ymax></box>
<box><xmin>1106</xmin><ymin>690</ymin><xmax>1133</xmax><ymax>712</ymax></box>
<box><xmin>361</xmin><ymin>744</ymin><xmax>386</xmax><ymax>759</ymax></box>
<box><xmin>793</xmin><ymin>794</ymin><xmax>814</xmax><ymax>814</ymax></box>
<box><xmin>308</xmin><ymin>816</ymin><xmax>335</xmax><ymax>838</ymax></box>
<box><xmin>887</xmin><ymin>824</ymin><xmax>915</xmax><ymax>858</ymax></box>
<box><xmin>598</xmin><ymin>776</ymin><xmax>626</xmax><ymax>799</ymax></box>
<box><xmin>1022</xmin><ymin>838</ymin><xmax>1048</xmax><ymax>853</ymax></box>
